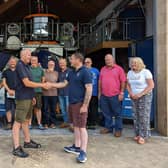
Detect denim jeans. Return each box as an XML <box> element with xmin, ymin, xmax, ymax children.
<box><xmin>58</xmin><ymin>96</ymin><xmax>69</xmax><ymax>123</ymax></box>
<box><xmin>42</xmin><ymin>96</ymin><xmax>58</xmax><ymax>125</ymax></box>
<box><xmin>100</xmin><ymin>95</ymin><xmax>123</xmax><ymax>132</ymax></box>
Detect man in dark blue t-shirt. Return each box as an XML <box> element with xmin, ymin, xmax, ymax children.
<box><xmin>12</xmin><ymin>49</ymin><xmax>50</xmax><ymax>158</ymax></box>
<box><xmin>2</xmin><ymin>57</ymin><xmax>17</xmax><ymax>130</ymax></box>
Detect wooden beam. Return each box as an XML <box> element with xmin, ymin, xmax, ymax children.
<box><xmin>86</xmin><ymin>40</ymin><xmax>132</xmax><ymax>54</ymax></box>
<box><xmin>85</xmin><ymin>43</ymin><xmax>104</xmax><ymax>55</ymax></box>
<box><xmin>0</xmin><ymin>0</ymin><xmax>20</xmax><ymax>15</ymax></box>
<box><xmin>102</xmin><ymin>41</ymin><xmax>132</xmax><ymax>48</ymax></box>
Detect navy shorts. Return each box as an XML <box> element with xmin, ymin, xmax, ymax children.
<box><xmin>5</xmin><ymin>97</ymin><xmax>16</xmax><ymax>113</ymax></box>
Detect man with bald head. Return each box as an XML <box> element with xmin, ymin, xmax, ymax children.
<box><xmin>84</xmin><ymin>57</ymin><xmax>99</xmax><ymax>129</ymax></box>
<box><xmin>58</xmin><ymin>58</ymin><xmax>71</xmax><ymax>128</ymax></box>
<box><xmin>99</xmin><ymin>54</ymin><xmax>126</xmax><ymax>137</ymax></box>
<box><xmin>12</xmin><ymin>49</ymin><xmax>50</xmax><ymax>158</ymax></box>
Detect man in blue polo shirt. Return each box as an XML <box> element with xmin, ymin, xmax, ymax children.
<box><xmin>51</xmin><ymin>53</ymin><xmax>92</xmax><ymax>163</ymax></box>
<box><xmin>12</xmin><ymin>49</ymin><xmax>50</xmax><ymax>158</ymax></box>
<box><xmin>63</xmin><ymin>53</ymin><xmax>92</xmax><ymax>163</ymax></box>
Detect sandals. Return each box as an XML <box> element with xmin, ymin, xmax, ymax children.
<box><xmin>133</xmin><ymin>136</ymin><xmax>140</xmax><ymax>141</ymax></box>
<box><xmin>134</xmin><ymin>136</ymin><xmax>146</xmax><ymax>144</ymax></box>
<box><xmin>137</xmin><ymin>137</ymin><xmax>145</xmax><ymax>144</ymax></box>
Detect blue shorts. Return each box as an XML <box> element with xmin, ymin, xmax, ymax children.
<box><xmin>5</xmin><ymin>97</ymin><xmax>16</xmax><ymax>113</ymax></box>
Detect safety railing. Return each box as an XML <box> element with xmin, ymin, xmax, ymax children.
<box><xmin>0</xmin><ymin>21</ymin><xmax>81</xmax><ymax>50</ymax></box>
<box><xmin>0</xmin><ymin>18</ymin><xmax>145</xmax><ymax>51</ymax></box>
<box><xmin>80</xmin><ymin>17</ymin><xmax>145</xmax><ymax>49</ymax></box>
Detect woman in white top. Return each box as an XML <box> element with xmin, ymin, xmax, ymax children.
<box><xmin>127</xmin><ymin>57</ymin><xmax>154</xmax><ymax>144</ymax></box>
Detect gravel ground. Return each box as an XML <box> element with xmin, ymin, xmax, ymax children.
<box><xmin>0</xmin><ymin>127</ymin><xmax>168</xmax><ymax>168</ymax></box>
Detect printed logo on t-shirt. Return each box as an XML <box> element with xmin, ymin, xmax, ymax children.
<box><xmin>91</xmin><ymin>72</ymin><xmax>97</xmax><ymax>85</ymax></box>
<box><xmin>77</xmin><ymin>72</ymin><xmax>80</xmax><ymax>77</ymax></box>
<box><xmin>66</xmin><ymin>73</ymin><xmax>68</xmax><ymax>78</ymax></box>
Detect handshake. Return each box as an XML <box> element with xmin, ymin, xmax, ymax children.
<box><xmin>41</xmin><ymin>80</ymin><xmax>68</xmax><ymax>90</ymax></box>
<box><xmin>41</xmin><ymin>82</ymin><xmax>53</xmax><ymax>90</ymax></box>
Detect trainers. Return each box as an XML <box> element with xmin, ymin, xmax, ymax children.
<box><xmin>59</xmin><ymin>122</ymin><xmax>70</xmax><ymax>128</ymax></box>
<box><xmin>50</xmin><ymin>124</ymin><xmax>56</xmax><ymax>129</ymax></box>
<box><xmin>76</xmin><ymin>150</ymin><xmax>87</xmax><ymax>163</ymax></box>
<box><xmin>5</xmin><ymin>123</ymin><xmax>12</xmax><ymax>130</ymax></box>
<box><xmin>24</xmin><ymin>140</ymin><xmax>41</xmax><ymax>148</ymax></box>
<box><xmin>69</xmin><ymin>125</ymin><xmax>74</xmax><ymax>132</ymax></box>
<box><xmin>12</xmin><ymin>146</ymin><xmax>29</xmax><ymax>158</ymax></box>
<box><xmin>38</xmin><ymin>124</ymin><xmax>45</xmax><ymax>130</ymax></box>
<box><xmin>44</xmin><ymin>124</ymin><xmax>48</xmax><ymax>129</ymax></box>
<box><xmin>64</xmin><ymin>144</ymin><xmax>80</xmax><ymax>155</ymax></box>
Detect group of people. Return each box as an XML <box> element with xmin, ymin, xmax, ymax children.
<box><xmin>0</xmin><ymin>49</ymin><xmax>154</xmax><ymax>163</ymax></box>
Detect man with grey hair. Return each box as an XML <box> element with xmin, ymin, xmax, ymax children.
<box><xmin>12</xmin><ymin>49</ymin><xmax>50</xmax><ymax>158</ymax></box>
<box><xmin>2</xmin><ymin>56</ymin><xmax>17</xmax><ymax>130</ymax></box>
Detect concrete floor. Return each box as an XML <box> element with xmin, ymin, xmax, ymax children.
<box><xmin>0</xmin><ymin>126</ymin><xmax>168</xmax><ymax>168</ymax></box>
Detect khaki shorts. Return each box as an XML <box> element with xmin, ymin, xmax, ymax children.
<box><xmin>69</xmin><ymin>102</ymin><xmax>88</xmax><ymax>128</ymax></box>
<box><xmin>34</xmin><ymin>93</ymin><xmax>42</xmax><ymax>109</ymax></box>
<box><xmin>15</xmin><ymin>100</ymin><xmax>33</xmax><ymax>123</ymax></box>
